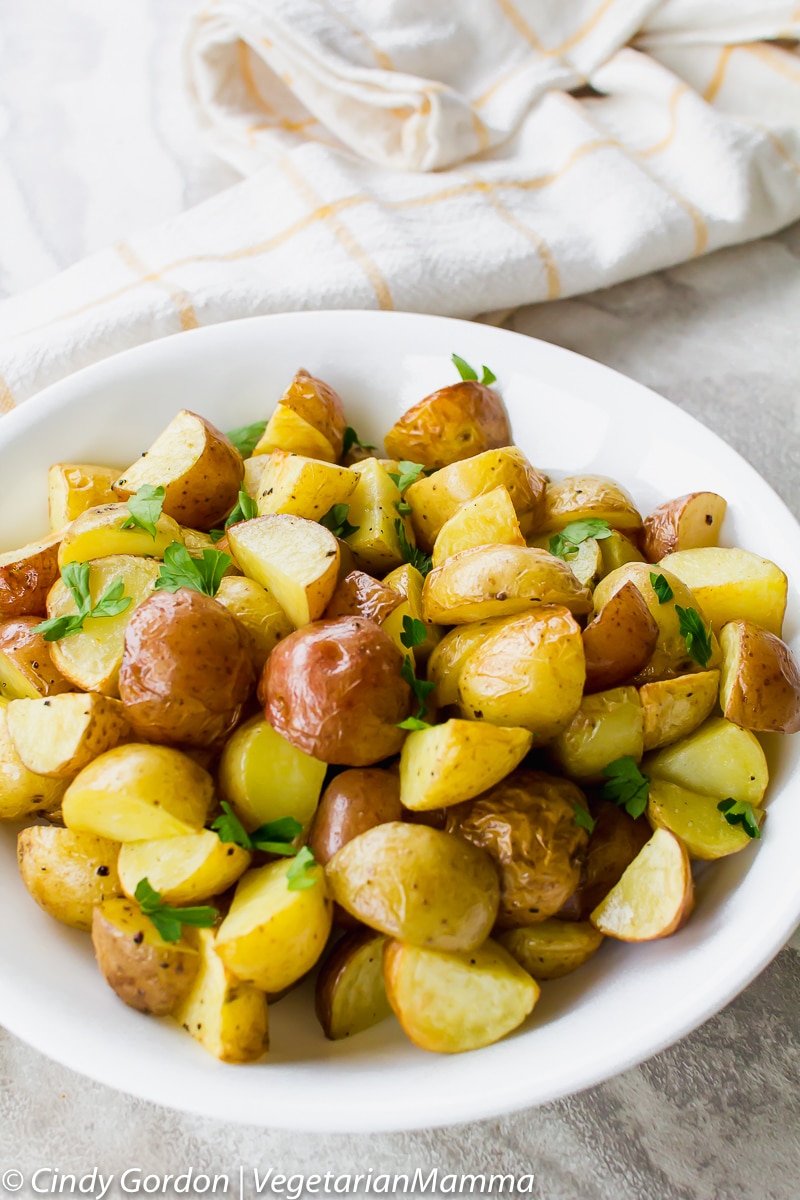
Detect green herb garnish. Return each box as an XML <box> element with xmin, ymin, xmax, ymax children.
<box><xmin>400</xmin><ymin>616</ymin><xmax>427</xmax><ymax>650</ymax></box>
<box><xmin>212</xmin><ymin>802</ymin><xmax>303</xmax><ymax>855</ymax></box>
<box><xmin>399</xmin><ymin>654</ymin><xmax>436</xmax><ymax>727</ymax></box>
<box><xmin>397</xmin><ymin>716</ymin><xmax>434</xmax><ymax>731</ymax></box>
<box><xmin>573</xmin><ymin>804</ymin><xmax>596</xmax><ymax>834</ymax></box>
<box><xmin>602</xmin><ymin>756</ymin><xmax>650</xmax><ymax>819</ymax></box>
<box><xmin>650</xmin><ymin>572</ymin><xmax>674</xmax><ymax>604</ymax></box>
<box><xmin>226</xmin><ymin>490</ymin><xmax>258</xmax><ymax>528</ymax></box>
<box><xmin>452</xmin><ymin>353</ymin><xmax>496</xmax><ymax>387</ymax></box>
<box><xmin>33</xmin><ymin>562</ymin><xmax>132</xmax><ymax>642</ymax></box>
<box><xmin>394</xmin><ymin>519</ymin><xmax>432</xmax><ymax>577</ymax></box>
<box><xmin>395</xmin><ymin>500</ymin><xmax>413</xmax><ymax>516</ymax></box>
<box><xmin>342</xmin><ymin>426</ymin><xmax>375</xmax><ymax>456</ymax></box>
<box><xmin>717</xmin><ymin>799</ymin><xmax>762</xmax><ymax>840</ymax></box>
<box><xmin>388</xmin><ymin>461</ymin><xmax>426</xmax><ymax>493</ymax></box>
<box><xmin>134</xmin><ymin>878</ymin><xmax>218</xmax><ymax>943</ymax></box>
<box><xmin>675</xmin><ymin>605</ymin><xmax>713</xmax><ymax>668</ymax></box>
<box><xmin>154</xmin><ymin>542</ymin><xmax>230</xmax><ymax>597</ymax></box>
<box><xmin>120</xmin><ymin>485</ymin><xmax>165</xmax><ymax>539</ymax></box>
<box><xmin>320</xmin><ymin>504</ymin><xmax>359</xmax><ymax>539</ymax></box>
<box><xmin>549</xmin><ymin>519</ymin><xmax>613</xmax><ymax>561</ymax></box>
<box><xmin>226</xmin><ymin>420</ymin><xmax>267</xmax><ymax>458</ymax></box>
<box><xmin>286</xmin><ymin>846</ymin><xmax>318</xmax><ymax>891</ymax></box>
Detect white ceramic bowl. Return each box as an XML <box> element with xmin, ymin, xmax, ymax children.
<box><xmin>1</xmin><ymin>311</ymin><xmax>798</xmax><ymax>1132</ymax></box>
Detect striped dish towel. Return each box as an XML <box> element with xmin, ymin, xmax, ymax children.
<box><xmin>1</xmin><ymin>0</ymin><xmax>800</xmax><ymax>411</ymax></box>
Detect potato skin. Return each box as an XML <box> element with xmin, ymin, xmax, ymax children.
<box><xmin>261</xmin><ymin>616</ymin><xmax>413</xmax><ymax>765</ymax></box>
<box><xmin>558</xmin><ymin>801</ymin><xmax>651</xmax><ymax>920</ymax></box>
<box><xmin>91</xmin><ymin>901</ymin><xmax>199</xmax><ymax>1016</ymax></box>
<box><xmin>308</xmin><ymin>768</ymin><xmax>403</xmax><ymax>866</ymax></box>
<box><xmin>582</xmin><ymin>581</ymin><xmax>659</xmax><ymax>693</ymax></box>
<box><xmin>118</xmin><ymin>589</ymin><xmax>255</xmax><ymax>747</ymax></box>
<box><xmin>0</xmin><ymin>533</ymin><xmax>61</xmax><ymax>618</ymax></box>
<box><xmin>278</xmin><ymin>369</ymin><xmax>347</xmax><ymax>460</ymax></box>
<box><xmin>324</xmin><ymin>571</ymin><xmax>404</xmax><ymax>625</ymax></box>
<box><xmin>720</xmin><ymin>619</ymin><xmax>800</xmax><ymax>734</ymax></box>
<box><xmin>314</xmin><ymin>928</ymin><xmax>391</xmax><ymax>1040</ymax></box>
<box><xmin>17</xmin><ymin>826</ymin><xmax>122</xmax><ymax>930</ymax></box>
<box><xmin>446</xmin><ymin>770</ymin><xmax>589</xmax><ymax>927</ymax></box>
<box><xmin>384</xmin><ymin>381</ymin><xmax>511</xmax><ymax>470</ymax></box>
<box><xmin>0</xmin><ymin>617</ymin><xmax>73</xmax><ymax>699</ymax></box>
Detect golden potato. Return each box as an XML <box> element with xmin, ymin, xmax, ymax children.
<box><xmin>48</xmin><ymin>463</ymin><xmax>121</xmax><ymax>530</ymax></box>
<box><xmin>457</xmin><ymin>607</ymin><xmax>585</xmax><ymax>741</ymax></box>
<box><xmin>399</xmin><ymin>719</ymin><xmax>532</xmax><ymax>811</ymax></box>
<box><xmin>92</xmin><ymin>899</ymin><xmax>200</xmax><ymax>1016</ymax></box>
<box><xmin>63</xmin><ymin>743</ymin><xmax>214</xmax><ymax>841</ymax></box>
<box><xmin>57</xmin><ymin>503</ymin><xmax>184</xmax><ymax>567</ymax></box>
<box><xmin>326</xmin><ymin>822</ymin><xmax>500</xmax><ymax>950</ymax></box>
<box><xmin>315</xmin><ymin>929</ymin><xmax>392</xmax><ymax>1040</ymax></box>
<box><xmin>384</xmin><ymin>380</ymin><xmax>511</xmax><ymax>470</ymax></box>
<box><xmin>558</xmin><ymin>801</ymin><xmax>651</xmax><ymax>920</ymax></box>
<box><xmin>0</xmin><ymin>705</ymin><xmax>68</xmax><ymax>820</ymax></box>
<box><xmin>426</xmin><ymin>617</ymin><xmax>508</xmax><ymax>709</ymax></box>
<box><xmin>218</xmin><ymin>714</ymin><xmax>327</xmax><ymax>832</ymax></box>
<box><xmin>719</xmin><ymin>619</ymin><xmax>800</xmax><ymax>734</ymax></box>
<box><xmin>498</xmin><ymin>920</ymin><xmax>604</xmax><ymax>981</ymax></box>
<box><xmin>550</xmin><ymin>687</ymin><xmax>643</xmax><ymax>783</ymax></box>
<box><xmin>342</xmin><ymin>458</ymin><xmax>413</xmax><ymax>576</ymax></box>
<box><xmin>6</xmin><ymin>693</ymin><xmax>129</xmax><ymax>777</ymax></box>
<box><xmin>582</xmin><ymin>581</ymin><xmax>659</xmax><ymax>693</ymax></box>
<box><xmin>647</xmin><ymin>778</ymin><xmax>762</xmax><ymax>860</ymax></box>
<box><xmin>117</xmin><ymin>830</ymin><xmax>251</xmax><ymax>905</ymax></box>
<box><xmin>308</xmin><ymin>768</ymin><xmax>402</xmax><ymax>866</ymax></box>
<box><xmin>640</xmin><ymin>670</ymin><xmax>720</xmax><ymax>751</ymax></box>
<box><xmin>17</xmin><ymin>826</ymin><xmax>121</xmax><ymax>930</ymax></box>
<box><xmin>645</xmin><ymin>715</ymin><xmax>768</xmax><ymax>805</ymax></box>
<box><xmin>227</xmin><ymin>513</ymin><xmax>340</xmax><ymax>628</ymax></box>
<box><xmin>432</xmin><ymin>486</ymin><xmax>524</xmax><ymax>570</ymax></box>
<box><xmin>261</xmin><ymin>616</ymin><xmax>412</xmax><ymax>766</ymax></box>
<box><xmin>642</xmin><ymin>492</ymin><xmax>727</xmax><ymax>562</ymax></box>
<box><xmin>542</xmin><ymin>474</ymin><xmax>643</xmax><ymax>534</ymax></box>
<box><xmin>324</xmin><ymin>570</ymin><xmax>403</xmax><ymax>625</ymax></box>
<box><xmin>118</xmin><ymin>589</ymin><xmax>254</xmax><ymax>748</ymax></box>
<box><xmin>174</xmin><ymin>927</ymin><xmax>269</xmax><ymax>1064</ymax></box>
<box><xmin>256</xmin><ymin>405</ymin><xmax>337</xmax><ymax>463</ymax></box>
<box><xmin>255</xmin><ymin>369</ymin><xmax>346</xmax><ymax>461</ymax></box>
<box><xmin>383</xmin><ymin>938</ymin><xmax>538</xmax><ymax>1054</ymax></box>
<box><xmin>590</xmin><ymin>828</ymin><xmax>694</xmax><ymax>942</ymax></box>
<box><xmin>445</xmin><ymin>771</ymin><xmax>588</xmax><ymax>927</ymax></box>
<box><xmin>381</xmin><ymin>563</ymin><xmax>442</xmax><ymax>664</ymax></box>
<box><xmin>659</xmin><ymin>547</ymin><xmax>787</xmax><ymax>637</ymax></box>
<box><xmin>0</xmin><ymin>616</ymin><xmax>73</xmax><ymax>700</ymax></box>
<box><xmin>598</xmin><ymin>530</ymin><xmax>645</xmax><ymax>576</ymax></box>
<box><xmin>0</xmin><ymin>530</ymin><xmax>62</xmax><ymax>618</ymax></box>
<box><xmin>215</xmin><ymin>575</ymin><xmax>293</xmax><ymax>673</ymax></box>
<box><xmin>256</xmin><ymin>450</ymin><xmax>357</xmax><ymax>520</ymax></box>
<box><xmin>422</xmin><ymin>545</ymin><xmax>592</xmax><ymax>625</ymax></box>
<box><xmin>242</xmin><ymin>453</ymin><xmax>270</xmax><ymax>498</ymax></box>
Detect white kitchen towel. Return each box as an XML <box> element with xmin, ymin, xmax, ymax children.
<box><xmin>1</xmin><ymin>0</ymin><xmax>800</xmax><ymax>412</ymax></box>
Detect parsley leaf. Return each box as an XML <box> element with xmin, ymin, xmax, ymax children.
<box><xmin>549</xmin><ymin>519</ymin><xmax>613</xmax><ymax>561</ymax></box>
<box><xmin>400</xmin><ymin>615</ymin><xmax>427</xmax><ymax>650</ymax></box>
<box><xmin>452</xmin><ymin>353</ymin><xmax>496</xmax><ymax>387</ymax></box>
<box><xmin>63</xmin><ymin>561</ymin><xmax>92</xmax><ymax>612</ymax></box>
<box><xmin>400</xmin><ymin>654</ymin><xmax>436</xmax><ymax>724</ymax></box>
<box><xmin>33</xmin><ymin>562</ymin><xmax>132</xmax><ymax>642</ymax></box>
<box><xmin>388</xmin><ymin>461</ymin><xmax>426</xmax><ymax>493</ymax></box>
<box><xmin>286</xmin><ymin>846</ymin><xmax>318</xmax><ymax>891</ymax></box>
<box><xmin>602</xmin><ymin>756</ymin><xmax>650</xmax><ymax>819</ymax></box>
<box><xmin>320</xmin><ymin>504</ymin><xmax>359</xmax><ymax>539</ymax></box>
<box><xmin>675</xmin><ymin>605</ymin><xmax>713</xmax><ymax>668</ymax></box>
<box><xmin>394</xmin><ymin>519</ymin><xmax>432</xmax><ymax>577</ymax></box>
<box><xmin>134</xmin><ymin>878</ymin><xmax>218</xmax><ymax>943</ymax></box>
<box><xmin>573</xmin><ymin>804</ymin><xmax>596</xmax><ymax>834</ymax></box>
<box><xmin>717</xmin><ymin>798</ymin><xmax>762</xmax><ymax>839</ymax></box>
<box><xmin>120</xmin><ymin>485</ymin><xmax>166</xmax><ymax>539</ymax></box>
<box><xmin>342</xmin><ymin>426</ymin><xmax>375</xmax><ymax>456</ymax></box>
<box><xmin>398</xmin><ymin>716</ymin><xmax>433</xmax><ymax>731</ymax></box>
<box><xmin>212</xmin><ymin>803</ymin><xmax>303</xmax><ymax>855</ymax></box>
<box><xmin>154</xmin><ymin>542</ymin><xmax>230</xmax><ymax>597</ymax></box>
<box><xmin>90</xmin><ymin>577</ymin><xmax>133</xmax><ymax>618</ymax></box>
<box><xmin>395</xmin><ymin>500</ymin><xmax>413</xmax><ymax>516</ymax></box>
<box><xmin>225</xmin><ymin>490</ymin><xmax>258</xmax><ymax>529</ymax></box>
<box><xmin>208</xmin><ymin>528</ymin><xmax>227</xmax><ymax>544</ymax></box>
<box><xmin>650</xmin><ymin>572</ymin><xmax>674</xmax><ymax>604</ymax></box>
<box><xmin>226</xmin><ymin>420</ymin><xmax>267</xmax><ymax>458</ymax></box>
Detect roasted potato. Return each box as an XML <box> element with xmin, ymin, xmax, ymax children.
<box><xmin>118</xmin><ymin>589</ymin><xmax>254</xmax><ymax>748</ymax></box>
<box><xmin>0</xmin><ymin>704</ymin><xmax>68</xmax><ymax>820</ymax></box>
<box><xmin>324</xmin><ymin>570</ymin><xmax>403</xmax><ymax>625</ymax></box>
<box><xmin>432</xmin><ymin>486</ymin><xmax>525</xmax><ymax>569</ymax></box>
<box><xmin>17</xmin><ymin>826</ymin><xmax>121</xmax><ymax>930</ymax></box>
<box><xmin>406</xmin><ymin>447</ymin><xmax>547</xmax><ymax>551</ymax></box>
<box><xmin>0</xmin><ymin>616</ymin><xmax>73</xmax><ymax>700</ymax></box>
<box><xmin>642</xmin><ymin>492</ymin><xmax>727</xmax><ymax>562</ymax></box>
<box><xmin>582</xmin><ymin>581</ymin><xmax>659</xmax><ymax>693</ymax></box>
<box><xmin>257</xmin><ymin>450</ymin><xmax>357</xmax><ymax>520</ymax></box>
<box><xmin>647</xmin><ymin>778</ymin><xmax>762</xmax><ymax>860</ymax></box>
<box><xmin>645</xmin><ymin>715</ymin><xmax>768</xmax><ymax>805</ymax></box>
<box><xmin>659</xmin><ymin>547</ymin><xmax>787</xmax><ymax>637</ymax></box>
<box><xmin>7</xmin><ymin>693</ymin><xmax>129</xmax><ymax>776</ymax></box>
<box><xmin>215</xmin><ymin>575</ymin><xmax>293</xmax><ymax>673</ymax></box>
<box><xmin>48</xmin><ymin>463</ymin><xmax>120</xmax><ymax>530</ymax></box>
<box><xmin>117</xmin><ymin>830</ymin><xmax>251</xmax><ymax>905</ymax></box>
<box><xmin>261</xmin><ymin>616</ymin><xmax>412</xmax><ymax>766</ymax></box>
<box><xmin>422</xmin><ymin>544</ymin><xmax>592</xmax><ymax>625</ymax></box>
<box><xmin>343</xmin><ymin>458</ymin><xmax>413</xmax><ymax>576</ymax></box>
<box><xmin>550</xmin><ymin>687</ymin><xmax>643</xmax><ymax>783</ymax></box>
<box><xmin>384</xmin><ymin>380</ymin><xmax>511</xmax><ymax>469</ymax></box>
<box><xmin>215</xmin><ymin>857</ymin><xmax>332</xmax><ymax>993</ymax></box>
<box><xmin>308</xmin><ymin>768</ymin><xmax>403</xmax><ymax>865</ymax></box>
<box><xmin>457</xmin><ymin>607</ymin><xmax>585</xmax><ymax>741</ymax></box>
<box><xmin>598</xmin><ymin>529</ymin><xmax>645</xmax><ymax>576</ymax></box>
<box><xmin>498</xmin><ymin>920</ymin><xmax>604</xmax><ymax>980</ymax></box>
<box><xmin>92</xmin><ymin>899</ymin><xmax>199</xmax><ymax>1016</ymax></box>
<box><xmin>227</xmin><ymin>513</ymin><xmax>340</xmax><ymax>628</ymax></box>
<box><xmin>558</xmin><ymin>801</ymin><xmax>651</xmax><ymax>920</ymax></box>
<box><xmin>383</xmin><ymin>938</ymin><xmax>538</xmax><ymax>1054</ymax></box>
<box><xmin>58</xmin><ymin>503</ymin><xmax>184</xmax><ymax>567</ymax></box>
<box><xmin>113</xmin><ymin>409</ymin><xmax>243</xmax><ymax>531</ymax></box>
<box><xmin>326</xmin><ymin>822</ymin><xmax>500</xmax><ymax>950</ymax></box>
<box><xmin>400</xmin><ymin>719</ymin><xmax>532</xmax><ymax>811</ymax></box>
<box><xmin>63</xmin><ymin>743</ymin><xmax>214</xmax><ymax>841</ymax></box>
<box><xmin>175</xmin><ymin>927</ymin><xmax>269</xmax><ymax>1063</ymax></box>
<box><xmin>381</xmin><ymin>562</ymin><xmax>442</xmax><ymax>664</ymax></box>
<box><xmin>640</xmin><ymin>670</ymin><xmax>720</xmax><ymax>751</ymax></box>
<box><xmin>542</xmin><ymin>475</ymin><xmax>643</xmax><ymax>534</ymax></box>
<box><xmin>242</xmin><ymin>453</ymin><xmax>270</xmax><ymax>498</ymax></box>
<box><xmin>591</xmin><ymin>828</ymin><xmax>694</xmax><ymax>941</ymax></box>
<box><xmin>255</xmin><ymin>369</ymin><xmax>346</xmax><ymax>461</ymax></box>
<box><xmin>445</xmin><ymin>771</ymin><xmax>588</xmax><ymax>927</ymax></box>
<box><xmin>528</xmin><ymin>535</ymin><xmax>603</xmax><ymax>591</ymax></box>
<box><xmin>315</xmin><ymin>929</ymin><xmax>392</xmax><ymax>1040</ymax></box>
<box><xmin>0</xmin><ymin>530</ymin><xmax>62</xmax><ymax>618</ymax></box>
<box><xmin>218</xmin><ymin>714</ymin><xmax>327</xmax><ymax>832</ymax></box>
<box><xmin>719</xmin><ymin>619</ymin><xmax>800</xmax><ymax>734</ymax></box>
<box><xmin>426</xmin><ymin>617</ymin><xmax>508</xmax><ymax>709</ymax></box>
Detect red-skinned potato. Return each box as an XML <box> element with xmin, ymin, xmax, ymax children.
<box><xmin>558</xmin><ymin>801</ymin><xmax>651</xmax><ymax>920</ymax></box>
<box><xmin>0</xmin><ymin>617</ymin><xmax>73</xmax><ymax>700</ymax></box>
<box><xmin>582</xmin><ymin>581</ymin><xmax>659</xmax><ymax>692</ymax></box>
<box><xmin>720</xmin><ymin>619</ymin><xmax>800</xmax><ymax>734</ymax></box>
<box><xmin>118</xmin><ymin>589</ymin><xmax>255</xmax><ymax>747</ymax></box>
<box><xmin>642</xmin><ymin>492</ymin><xmax>727</xmax><ymax>562</ymax></box>
<box><xmin>261</xmin><ymin>616</ymin><xmax>413</xmax><ymax>765</ymax></box>
<box><xmin>383</xmin><ymin>381</ymin><xmax>511</xmax><ymax>470</ymax></box>
<box><xmin>0</xmin><ymin>531</ymin><xmax>62</xmax><ymax>618</ymax></box>
<box><xmin>324</xmin><ymin>571</ymin><xmax>404</xmax><ymax>625</ymax></box>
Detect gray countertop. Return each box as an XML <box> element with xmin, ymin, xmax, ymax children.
<box><xmin>1</xmin><ymin>3</ymin><xmax>799</xmax><ymax>1196</ymax></box>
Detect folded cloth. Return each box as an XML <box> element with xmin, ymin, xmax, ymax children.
<box><xmin>1</xmin><ymin>0</ymin><xmax>799</xmax><ymax>412</ymax></box>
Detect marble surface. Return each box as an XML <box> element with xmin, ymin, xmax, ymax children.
<box><xmin>1</xmin><ymin>2</ymin><xmax>799</xmax><ymax>1197</ymax></box>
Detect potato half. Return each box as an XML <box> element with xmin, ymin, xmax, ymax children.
<box><xmin>92</xmin><ymin>899</ymin><xmax>200</xmax><ymax>1016</ymax></box>
<box><xmin>117</xmin><ymin>830</ymin><xmax>251</xmax><ymax>905</ymax></box>
<box><xmin>0</xmin><ymin>530</ymin><xmax>62</xmax><ymax>618</ymax></box>
<box><xmin>590</xmin><ymin>828</ymin><xmax>694</xmax><ymax>941</ymax></box>
<box><xmin>17</xmin><ymin>826</ymin><xmax>121</xmax><ymax>930</ymax></box>
<box><xmin>315</xmin><ymin>929</ymin><xmax>392</xmax><ymax>1040</ymax></box>
<box><xmin>255</xmin><ymin>369</ymin><xmax>346</xmax><ymax>461</ymax></box>
<box><xmin>227</xmin><ymin>513</ymin><xmax>340</xmax><ymax>628</ymax></box>
<box><xmin>0</xmin><ymin>616</ymin><xmax>73</xmax><ymax>701</ymax></box>
<box><xmin>550</xmin><ymin>687</ymin><xmax>643</xmax><ymax>783</ymax></box>
<box><xmin>48</xmin><ymin>463</ymin><xmax>120</xmax><ymax>530</ymax></box>
<box><xmin>640</xmin><ymin>670</ymin><xmax>720</xmax><ymax>752</ymax></box>
<box><xmin>720</xmin><ymin>620</ymin><xmax>800</xmax><ymax>735</ymax></box>
<box><xmin>399</xmin><ymin>719</ymin><xmax>532</xmax><ymax>811</ymax></box>
<box><xmin>658</xmin><ymin>547</ymin><xmax>787</xmax><ymax>637</ymax></box>
<box><xmin>432</xmin><ymin>485</ymin><xmax>525</xmax><ymax>568</ymax></box>
<box><xmin>343</xmin><ymin>458</ymin><xmax>413</xmax><ymax>577</ymax></box>
<box><xmin>642</xmin><ymin>492</ymin><xmax>727</xmax><ymax>562</ymax></box>
<box><xmin>175</xmin><ymin>928</ymin><xmax>269</xmax><ymax>1063</ymax></box>
<box><xmin>384</xmin><ymin>380</ymin><xmax>511</xmax><ymax>470</ymax></box>
<box><xmin>582</xmin><ymin>581</ymin><xmax>659</xmax><ymax>693</ymax></box>
<box><xmin>7</xmin><ymin>693</ymin><xmax>129</xmax><ymax>777</ymax></box>
<box><xmin>542</xmin><ymin>475</ymin><xmax>642</xmax><ymax>534</ymax></box>
<box><xmin>257</xmin><ymin>450</ymin><xmax>357</xmax><ymax>520</ymax></box>
<box><xmin>498</xmin><ymin>920</ymin><xmax>604</xmax><ymax>981</ymax></box>
<box><xmin>58</xmin><ymin>503</ymin><xmax>184</xmax><ymax>567</ymax></box>
<box><xmin>647</xmin><ymin>779</ymin><xmax>762</xmax><ymax>860</ymax></box>
<box><xmin>219</xmin><ymin>714</ymin><xmax>327</xmax><ymax>832</ymax></box>
<box><xmin>645</xmin><ymin>715</ymin><xmax>768</xmax><ymax>806</ymax></box>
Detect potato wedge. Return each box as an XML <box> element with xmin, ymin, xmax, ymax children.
<box><xmin>215</xmin><ymin>858</ymin><xmax>332</xmax><ymax>993</ymax></box>
<box><xmin>175</xmin><ymin>927</ymin><xmax>269</xmax><ymax>1063</ymax></box>
<box><xmin>308</xmin><ymin>768</ymin><xmax>402</xmax><ymax>866</ymax></box>
<box><xmin>599</xmin><ymin>530</ymin><xmax>645</xmax><ymax>576</ymax></box>
<box><xmin>57</xmin><ymin>503</ymin><xmax>184</xmax><ymax>567</ymax></box>
<box><xmin>719</xmin><ymin>619</ymin><xmax>800</xmax><ymax>734</ymax></box>
<box><xmin>255</xmin><ymin>369</ymin><xmax>346</xmax><ymax>461</ymax></box>
<box><xmin>558</xmin><ymin>801</ymin><xmax>651</xmax><ymax>920</ymax></box>
<box><xmin>242</xmin><ymin>453</ymin><xmax>270</xmax><ymax>498</ymax></box>
<box><xmin>406</xmin><ymin>447</ymin><xmax>547</xmax><ymax>550</ymax></box>
<box><xmin>47</xmin><ymin>555</ymin><xmax>161</xmax><ymax>696</ymax></box>
<box><xmin>315</xmin><ymin>929</ymin><xmax>392</xmax><ymax>1040</ymax></box>
<box><xmin>256</xmin><ymin>450</ymin><xmax>357</xmax><ymax>521</ymax></box>
<box><xmin>255</xmin><ymin>406</ymin><xmax>337</xmax><ymax>463</ymax></box>
<box><xmin>498</xmin><ymin>920</ymin><xmax>604</xmax><ymax>980</ymax></box>
<box><xmin>645</xmin><ymin>716</ymin><xmax>768</xmax><ymax>805</ymax></box>
<box><xmin>92</xmin><ymin>899</ymin><xmax>199</xmax><ymax>1016</ymax></box>
<box><xmin>215</xmin><ymin>575</ymin><xmax>293</xmax><ymax>672</ymax></box>
<box><xmin>659</xmin><ymin>547</ymin><xmax>787</xmax><ymax>637</ymax></box>
<box><xmin>113</xmin><ymin>409</ymin><xmax>243</xmax><ymax>531</ymax></box>
<box><xmin>48</xmin><ymin>463</ymin><xmax>121</xmax><ymax>530</ymax></box>
<box><xmin>383</xmin><ymin>938</ymin><xmax>538</xmax><ymax>1054</ymax></box>
<box><xmin>381</xmin><ymin>562</ymin><xmax>442</xmax><ymax>663</ymax></box>
<box><xmin>324</xmin><ymin>570</ymin><xmax>403</xmax><ymax>625</ymax></box>
<box><xmin>17</xmin><ymin>826</ymin><xmax>121</xmax><ymax>930</ymax></box>
<box><xmin>0</xmin><ymin>616</ymin><xmax>73</xmax><ymax>700</ymax></box>
<box><xmin>432</xmin><ymin>486</ymin><xmax>525</xmax><ymax>568</ymax></box>
<box><xmin>550</xmin><ymin>687</ymin><xmax>643</xmax><ymax>783</ymax></box>
<box><xmin>384</xmin><ymin>380</ymin><xmax>511</xmax><ymax>470</ymax></box>
<box><xmin>457</xmin><ymin>607</ymin><xmax>585</xmax><ymax>741</ymax></box>
<box><xmin>426</xmin><ymin>617</ymin><xmax>509</xmax><ymax>709</ymax></box>
<box><xmin>342</xmin><ymin>458</ymin><xmax>412</xmax><ymax>576</ymax></box>
<box><xmin>7</xmin><ymin>693</ymin><xmax>129</xmax><ymax>777</ymax></box>
<box><xmin>326</xmin><ymin>822</ymin><xmax>499</xmax><ymax>951</ymax></box>
<box><xmin>642</xmin><ymin>492</ymin><xmax>727</xmax><ymax>562</ymax></box>
<box><xmin>590</xmin><ymin>828</ymin><xmax>694</xmax><ymax>941</ymax></box>
<box><xmin>647</xmin><ymin>778</ymin><xmax>762</xmax><ymax>860</ymax></box>
<box><xmin>640</xmin><ymin>670</ymin><xmax>720</xmax><ymax>751</ymax></box>
<box><xmin>422</xmin><ymin>545</ymin><xmax>592</xmax><ymax>625</ymax></box>
<box><xmin>63</xmin><ymin>743</ymin><xmax>214</xmax><ymax>841</ymax></box>
<box><xmin>219</xmin><ymin>714</ymin><xmax>327</xmax><ymax>832</ymax></box>
<box><xmin>117</xmin><ymin>830</ymin><xmax>251</xmax><ymax>905</ymax></box>
<box><xmin>582</xmin><ymin>581</ymin><xmax>660</xmax><ymax>692</ymax></box>
<box><xmin>0</xmin><ymin>530</ymin><xmax>62</xmax><ymax>618</ymax></box>
<box><xmin>542</xmin><ymin>475</ymin><xmax>643</xmax><ymax>534</ymax></box>
<box><xmin>399</xmin><ymin>719</ymin><xmax>532</xmax><ymax>811</ymax></box>
<box><xmin>227</xmin><ymin>513</ymin><xmax>339</xmax><ymax>627</ymax></box>
<box><xmin>0</xmin><ymin>705</ymin><xmax>68</xmax><ymax>820</ymax></box>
